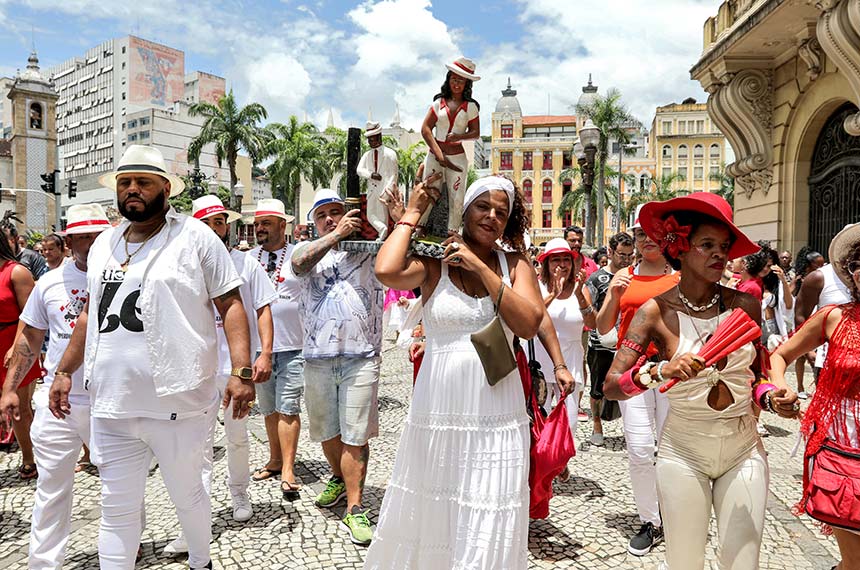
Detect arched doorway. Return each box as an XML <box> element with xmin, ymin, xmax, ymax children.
<box><xmin>808</xmin><ymin>103</ymin><xmax>860</xmax><ymax>256</ymax></box>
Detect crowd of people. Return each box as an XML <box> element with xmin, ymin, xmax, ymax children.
<box><xmin>0</xmin><ymin>141</ymin><xmax>858</xmax><ymax>570</ymax></box>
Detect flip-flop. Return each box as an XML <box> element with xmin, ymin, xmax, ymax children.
<box><xmin>281</xmin><ymin>480</ymin><xmax>302</xmax><ymax>501</ymax></box>
<box><xmin>18</xmin><ymin>463</ymin><xmax>38</xmax><ymax>480</ymax></box>
<box><xmin>251</xmin><ymin>466</ymin><xmax>282</xmax><ymax>482</ymax></box>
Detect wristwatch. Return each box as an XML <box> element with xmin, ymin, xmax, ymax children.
<box><xmin>230</xmin><ymin>367</ymin><xmax>253</xmax><ymax>381</ymax></box>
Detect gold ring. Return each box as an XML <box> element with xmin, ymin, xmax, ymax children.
<box><xmin>246</xmin><ymin>401</ymin><xmax>255</xmax><ymax>408</ymax></box>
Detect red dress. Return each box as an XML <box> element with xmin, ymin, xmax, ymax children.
<box><xmin>0</xmin><ymin>260</ymin><xmax>41</xmax><ymax>389</ymax></box>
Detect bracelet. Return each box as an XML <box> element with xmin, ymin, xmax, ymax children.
<box><xmin>655</xmin><ymin>360</ymin><xmax>669</xmax><ymax>383</ymax></box>
<box><xmin>753</xmin><ymin>382</ymin><xmax>777</xmax><ymax>411</ymax></box>
<box><xmin>395</xmin><ymin>221</ymin><xmax>416</xmax><ymax>229</ymax></box>
<box><xmin>618</xmin><ymin>368</ymin><xmax>647</xmax><ymax>397</ymax></box>
<box><xmin>620</xmin><ymin>338</ymin><xmax>645</xmax><ymax>354</ymax></box>
<box><xmin>553</xmin><ymin>363</ymin><xmax>568</xmax><ymax>372</ymax></box>
<box><xmin>54</xmin><ymin>371</ymin><xmax>72</xmax><ymax>377</ymax></box>
<box><xmin>579</xmin><ymin>304</ymin><xmax>595</xmax><ymax>316</ymax></box>
<box><xmin>763</xmin><ymin>391</ymin><xmax>776</xmax><ymax>413</ymax></box>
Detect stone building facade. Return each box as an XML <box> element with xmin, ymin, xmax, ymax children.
<box><xmin>692</xmin><ymin>0</ymin><xmax>860</xmax><ymax>255</ymax></box>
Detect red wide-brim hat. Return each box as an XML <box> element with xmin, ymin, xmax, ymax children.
<box><xmin>639</xmin><ymin>192</ymin><xmax>759</xmax><ymax>259</ymax></box>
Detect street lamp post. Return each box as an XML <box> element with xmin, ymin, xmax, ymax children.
<box><xmin>231</xmin><ymin>181</ymin><xmax>244</xmax><ymax>246</ymax></box>
<box><xmin>616</xmin><ymin>143</ymin><xmax>642</xmax><ymax>233</ymax></box>
<box><xmin>578</xmin><ymin>119</ymin><xmax>600</xmax><ymax>245</ymax></box>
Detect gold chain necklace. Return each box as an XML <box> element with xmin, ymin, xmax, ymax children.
<box><xmin>121</xmin><ymin>221</ymin><xmax>165</xmax><ymax>272</ymax></box>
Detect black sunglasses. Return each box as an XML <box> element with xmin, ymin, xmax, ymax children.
<box><xmin>267</xmin><ymin>251</ymin><xmax>277</xmax><ymax>273</ymax></box>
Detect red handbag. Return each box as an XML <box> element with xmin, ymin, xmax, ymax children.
<box><xmin>515</xmin><ymin>343</ymin><xmax>575</xmax><ymax>519</ymax></box>
<box><xmin>802</xmin><ymin>438</ymin><xmax>860</xmax><ymax>532</ymax></box>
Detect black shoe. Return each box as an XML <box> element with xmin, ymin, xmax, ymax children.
<box><xmin>627</xmin><ymin>522</ymin><xmax>663</xmax><ymax>556</ymax></box>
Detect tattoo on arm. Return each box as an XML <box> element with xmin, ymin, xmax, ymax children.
<box><xmin>291</xmin><ymin>233</ymin><xmax>340</xmax><ymax>275</ymax></box>
<box><xmin>6</xmin><ymin>335</ymin><xmax>37</xmax><ymax>393</ymax></box>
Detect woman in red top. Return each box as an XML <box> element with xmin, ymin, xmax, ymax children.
<box><xmin>770</xmin><ymin>223</ymin><xmax>860</xmax><ymax>570</ymax></box>
<box><xmin>595</xmin><ymin>210</ymin><xmax>680</xmax><ymax>556</ymax></box>
<box><xmin>0</xmin><ymin>226</ymin><xmax>41</xmax><ymax>478</ymax></box>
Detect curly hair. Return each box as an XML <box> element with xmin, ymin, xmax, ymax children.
<box><xmin>660</xmin><ymin>211</ymin><xmax>735</xmax><ymax>271</ymax></box>
<box><xmin>501</xmin><ymin>181</ymin><xmax>530</xmax><ymax>252</ymax></box>
<box><xmin>434</xmin><ymin>72</ymin><xmax>480</xmax><ymax>110</ymax></box>
<box><xmin>793</xmin><ymin>246</ymin><xmax>823</xmax><ymax>277</ymax></box>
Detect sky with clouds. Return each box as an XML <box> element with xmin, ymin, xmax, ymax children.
<box><xmin>0</xmin><ymin>0</ymin><xmax>718</xmax><ymax>134</ymax></box>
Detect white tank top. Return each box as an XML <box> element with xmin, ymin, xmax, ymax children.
<box><xmin>819</xmin><ymin>263</ymin><xmax>851</xmax><ymax>306</ymax></box>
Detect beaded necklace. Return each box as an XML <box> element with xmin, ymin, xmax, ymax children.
<box><xmin>257</xmin><ymin>246</ymin><xmax>286</xmax><ymax>284</ymax></box>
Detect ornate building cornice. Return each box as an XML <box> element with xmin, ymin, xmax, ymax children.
<box><xmin>706</xmin><ymin>68</ymin><xmax>774</xmax><ymax>197</ymax></box>
<box><xmin>815</xmin><ymin>0</ymin><xmax>860</xmax><ymax>134</ymax></box>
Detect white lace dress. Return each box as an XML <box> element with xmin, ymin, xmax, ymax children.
<box><xmin>364</xmin><ymin>251</ymin><xmax>530</xmax><ymax>570</ymax></box>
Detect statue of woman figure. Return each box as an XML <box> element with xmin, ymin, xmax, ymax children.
<box><xmin>419</xmin><ymin>57</ymin><xmax>481</xmax><ymax>234</ymax></box>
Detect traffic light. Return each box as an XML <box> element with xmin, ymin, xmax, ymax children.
<box><xmin>68</xmin><ymin>179</ymin><xmax>77</xmax><ymax>199</ymax></box>
<box><xmin>40</xmin><ymin>171</ymin><xmax>55</xmax><ymax>194</ymax></box>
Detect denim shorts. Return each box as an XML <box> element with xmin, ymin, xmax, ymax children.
<box><xmin>303</xmin><ymin>356</ymin><xmax>380</xmax><ymax>447</ymax></box>
<box><xmin>256</xmin><ymin>350</ymin><xmax>304</xmax><ymax>416</ymax></box>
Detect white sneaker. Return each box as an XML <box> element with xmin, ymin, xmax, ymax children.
<box><xmin>231</xmin><ymin>490</ymin><xmax>253</xmax><ymax>522</ymax></box>
<box><xmin>798</xmin><ymin>391</ymin><xmax>809</xmax><ymax>400</ymax></box>
<box><xmin>163</xmin><ymin>534</ymin><xmax>188</xmax><ymax>554</ymax></box>
<box><xmin>589</xmin><ymin>432</ymin><xmax>605</xmax><ymax>446</ymax></box>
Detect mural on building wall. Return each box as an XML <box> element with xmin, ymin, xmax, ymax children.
<box><xmin>128</xmin><ymin>37</ymin><xmax>184</xmax><ymax>108</ymax></box>
<box><xmin>196</xmin><ymin>73</ymin><xmax>226</xmax><ymax>105</ymax></box>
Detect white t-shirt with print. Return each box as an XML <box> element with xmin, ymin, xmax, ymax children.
<box><xmin>298</xmin><ymin>248</ymin><xmax>384</xmax><ymax>359</ymax></box>
<box><xmin>248</xmin><ymin>245</ymin><xmax>303</xmax><ymax>352</ymax></box>
<box><xmin>19</xmin><ymin>262</ymin><xmax>89</xmax><ymax>405</ymax></box>
<box><xmin>89</xmin><ymin>237</ymin><xmax>217</xmax><ymax>419</ymax></box>
<box><xmin>214</xmin><ymin>249</ymin><xmax>278</xmax><ymax>376</ymax></box>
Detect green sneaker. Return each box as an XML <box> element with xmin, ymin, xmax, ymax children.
<box><xmin>314</xmin><ymin>476</ymin><xmax>346</xmax><ymax>508</ymax></box>
<box><xmin>340</xmin><ymin>506</ymin><xmax>373</xmax><ymax>545</ymax></box>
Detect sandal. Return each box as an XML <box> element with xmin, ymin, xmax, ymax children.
<box><xmin>281</xmin><ymin>480</ymin><xmax>302</xmax><ymax>501</ymax></box>
<box><xmin>18</xmin><ymin>463</ymin><xmax>38</xmax><ymax>480</ymax></box>
<box><xmin>75</xmin><ymin>460</ymin><xmax>93</xmax><ymax>473</ymax></box>
<box><xmin>251</xmin><ymin>466</ymin><xmax>282</xmax><ymax>482</ymax></box>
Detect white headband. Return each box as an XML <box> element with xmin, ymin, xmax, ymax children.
<box><xmin>462</xmin><ymin>176</ymin><xmax>515</xmax><ymax>218</ymax></box>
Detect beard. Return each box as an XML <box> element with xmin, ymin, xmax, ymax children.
<box><xmin>119</xmin><ymin>192</ymin><xmax>166</xmax><ymax>222</ymax></box>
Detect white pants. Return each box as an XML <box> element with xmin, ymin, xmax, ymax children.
<box><xmin>202</xmin><ymin>376</ymin><xmax>250</xmax><ymax>495</ymax></box>
<box><xmin>657</xmin><ymin>414</ymin><xmax>769</xmax><ymax>570</ymax></box>
<box><xmin>420</xmin><ymin>151</ymin><xmax>469</xmax><ymax>230</ymax></box>
<box><xmin>90</xmin><ymin>408</ymin><xmax>214</xmax><ymax>569</ymax></box>
<box><xmin>619</xmin><ymin>388</ymin><xmax>669</xmax><ymax>527</ymax></box>
<box><xmin>545</xmin><ymin>379</ymin><xmax>583</xmax><ymax>442</ymax></box>
<box><xmin>28</xmin><ymin>402</ymin><xmax>90</xmax><ymax>570</ymax></box>
<box><xmin>366</xmin><ymin>179</ymin><xmax>390</xmax><ymax>239</ymax></box>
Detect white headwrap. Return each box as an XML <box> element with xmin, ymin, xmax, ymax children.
<box><xmin>462</xmin><ymin>176</ymin><xmax>515</xmax><ymax>218</ymax></box>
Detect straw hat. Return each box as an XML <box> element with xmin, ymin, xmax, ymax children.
<box><xmin>63</xmin><ymin>204</ymin><xmax>111</xmax><ymax>235</ymax></box>
<box><xmin>254</xmin><ymin>198</ymin><xmax>290</xmax><ymax>221</ymax></box>
<box><xmin>191</xmin><ymin>194</ymin><xmax>241</xmax><ymax>224</ymax></box>
<box><xmin>828</xmin><ymin>222</ymin><xmax>860</xmax><ymax>288</ymax></box>
<box><xmin>98</xmin><ymin>145</ymin><xmax>186</xmax><ymax>197</ymax></box>
<box><xmin>308</xmin><ymin>189</ymin><xmax>344</xmax><ymax>222</ymax></box>
<box><xmin>365</xmin><ymin>121</ymin><xmax>382</xmax><ymax>137</ymax></box>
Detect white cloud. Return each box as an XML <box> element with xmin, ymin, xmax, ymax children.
<box><xmin>239</xmin><ymin>52</ymin><xmax>311</xmax><ymax>116</ymax></box>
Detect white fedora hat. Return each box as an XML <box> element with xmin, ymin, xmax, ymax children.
<box><xmin>446</xmin><ymin>56</ymin><xmax>480</xmax><ymax>81</ymax></box>
<box><xmin>63</xmin><ymin>203</ymin><xmax>112</xmax><ymax>235</ymax></box>
<box><xmin>365</xmin><ymin>121</ymin><xmax>382</xmax><ymax>138</ymax></box>
<box><xmin>308</xmin><ymin>188</ymin><xmax>344</xmax><ymax>222</ymax></box>
<box><xmin>191</xmin><ymin>194</ymin><xmax>241</xmax><ymax>224</ymax></box>
<box><xmin>254</xmin><ymin>198</ymin><xmax>289</xmax><ymax>221</ymax></box>
<box><xmin>98</xmin><ymin>145</ymin><xmax>186</xmax><ymax>197</ymax></box>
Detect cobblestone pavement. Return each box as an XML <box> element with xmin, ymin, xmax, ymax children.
<box><xmin>0</xmin><ymin>340</ymin><xmax>842</xmax><ymax>570</ymax></box>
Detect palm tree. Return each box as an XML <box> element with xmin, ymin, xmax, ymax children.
<box><xmin>625</xmin><ymin>172</ymin><xmax>688</xmax><ymax>224</ymax></box>
<box><xmin>187</xmin><ymin>90</ymin><xmax>269</xmax><ymax>191</ymax></box>
<box><xmin>265</xmin><ymin>116</ymin><xmax>329</xmax><ymax>217</ymax></box>
<box><xmin>576</xmin><ymin>88</ymin><xmax>635</xmax><ymax>245</ymax></box>
<box><xmin>558</xmin><ymin>163</ymin><xmax>625</xmax><ymax>227</ymax></box>
<box><xmin>396</xmin><ymin>141</ymin><xmax>428</xmax><ymax>194</ymax></box>
<box><xmin>709</xmin><ymin>163</ymin><xmax>735</xmax><ymax>206</ymax></box>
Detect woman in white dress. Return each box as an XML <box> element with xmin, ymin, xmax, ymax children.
<box><xmin>369</xmin><ymin>174</ymin><xmax>566</xmax><ymax>569</ymax></box>
<box><xmin>534</xmin><ymin>238</ymin><xmax>597</xmax><ymax>440</ymax></box>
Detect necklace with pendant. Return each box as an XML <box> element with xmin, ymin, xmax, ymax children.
<box><xmin>257</xmin><ymin>246</ymin><xmax>286</xmax><ymax>284</ymax></box>
<box><xmin>121</xmin><ymin>221</ymin><xmax>165</xmax><ymax>272</ymax></box>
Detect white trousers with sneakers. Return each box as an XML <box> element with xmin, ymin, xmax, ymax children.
<box><xmin>619</xmin><ymin>388</ymin><xmax>669</xmax><ymax>527</ymax></box>
<box><xmin>202</xmin><ymin>375</ymin><xmax>250</xmax><ymax>495</ymax></box>
<box><xmin>28</xmin><ymin>401</ymin><xmax>90</xmax><ymax>570</ymax></box>
<box><xmin>90</xmin><ymin>406</ymin><xmax>214</xmax><ymax>570</ymax></box>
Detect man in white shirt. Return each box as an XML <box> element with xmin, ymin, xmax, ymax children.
<box><xmin>1</xmin><ymin>204</ymin><xmax>110</xmax><ymax>570</ymax></box>
<box><xmin>356</xmin><ymin>121</ymin><xmax>398</xmax><ymax>239</ymax></box>
<box><xmin>50</xmin><ymin>145</ymin><xmax>254</xmax><ymax>570</ymax></box>
<box><xmin>292</xmin><ymin>188</ymin><xmax>384</xmax><ymax>546</ymax></box>
<box><xmin>247</xmin><ymin>199</ymin><xmax>306</xmax><ymax>501</ymax></box>
<box><xmin>162</xmin><ymin>195</ymin><xmax>278</xmax><ymax>555</ymax></box>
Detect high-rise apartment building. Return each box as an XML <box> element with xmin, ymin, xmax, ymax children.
<box><xmin>47</xmin><ymin>36</ymin><xmax>227</xmax><ymax>211</ymax></box>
